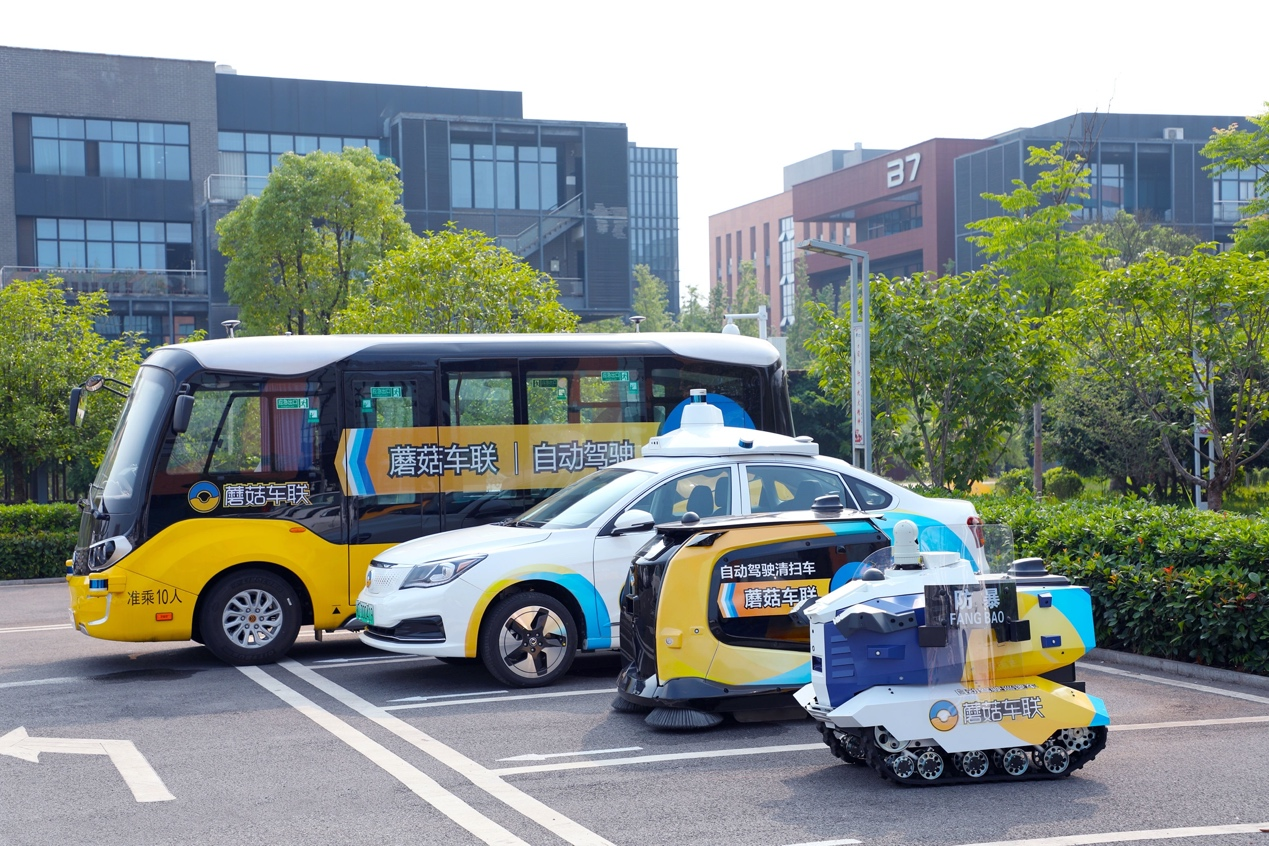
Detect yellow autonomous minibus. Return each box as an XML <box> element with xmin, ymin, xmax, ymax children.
<box><xmin>66</xmin><ymin>333</ymin><xmax>793</xmax><ymax>665</ymax></box>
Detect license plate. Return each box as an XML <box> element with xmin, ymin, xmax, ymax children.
<box><xmin>355</xmin><ymin>600</ymin><xmax>374</xmax><ymax>626</ymax></box>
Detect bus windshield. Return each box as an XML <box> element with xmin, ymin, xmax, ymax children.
<box><xmin>90</xmin><ymin>366</ymin><xmax>174</xmax><ymax>517</ymax></box>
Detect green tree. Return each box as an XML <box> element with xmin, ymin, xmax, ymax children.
<box><xmin>1048</xmin><ymin>362</ymin><xmax>1179</xmax><ymax>496</ymax></box>
<box><xmin>0</xmin><ymin>278</ymin><xmax>142</xmax><ymax>502</ymax></box>
<box><xmin>1202</xmin><ymin>103</ymin><xmax>1269</xmax><ymax>253</ymax></box>
<box><xmin>217</xmin><ymin>147</ymin><xmax>410</xmax><ymax>335</ymax></box>
<box><xmin>677</xmin><ymin>283</ymin><xmax>728</xmax><ymax>333</ymax></box>
<box><xmin>966</xmin><ymin>143</ymin><xmax>1110</xmax><ymax>494</ymax></box>
<box><xmin>782</xmin><ymin>256</ymin><xmax>815</xmax><ymax>369</ymax></box>
<box><xmin>332</xmin><ymin>226</ymin><xmax>578</xmax><ymax>334</ymax></box>
<box><xmin>808</xmin><ymin>271</ymin><xmax>1022</xmax><ymax>490</ymax></box>
<box><xmin>630</xmin><ymin>265</ymin><xmax>675</xmax><ymax>331</ymax></box>
<box><xmin>1084</xmin><ymin>210</ymin><xmax>1199</xmax><ymax>268</ymax></box>
<box><xmin>1065</xmin><ymin>247</ymin><xmax>1269</xmax><ymax>511</ymax></box>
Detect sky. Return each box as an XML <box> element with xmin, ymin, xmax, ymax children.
<box><xmin>7</xmin><ymin>0</ymin><xmax>1267</xmax><ymax>296</ymax></box>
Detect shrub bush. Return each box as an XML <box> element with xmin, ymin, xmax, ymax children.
<box><xmin>994</xmin><ymin>468</ymin><xmax>1032</xmax><ymax>496</ymax></box>
<box><xmin>0</xmin><ymin>504</ymin><xmax>78</xmax><ymax>580</ymax></box>
<box><xmin>972</xmin><ymin>494</ymin><xmax>1269</xmax><ymax>674</ymax></box>
<box><xmin>1043</xmin><ymin>466</ymin><xmax>1084</xmax><ymax>500</ymax></box>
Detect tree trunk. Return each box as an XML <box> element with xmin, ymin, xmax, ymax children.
<box><xmin>1032</xmin><ymin>401</ymin><xmax>1044</xmax><ymax>496</ymax></box>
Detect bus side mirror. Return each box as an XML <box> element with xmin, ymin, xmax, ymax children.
<box><xmin>172</xmin><ymin>394</ymin><xmax>194</xmax><ymax>434</ymax></box>
<box><xmin>69</xmin><ymin>387</ymin><xmax>84</xmax><ymax>426</ymax></box>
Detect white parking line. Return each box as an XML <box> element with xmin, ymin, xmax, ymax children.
<box><xmin>493</xmin><ymin>742</ymin><xmax>824</xmax><ymax>776</ymax></box>
<box><xmin>0</xmin><ymin>676</ymin><xmax>81</xmax><ymax>690</ymax></box>
<box><xmin>491</xmin><ymin>712</ymin><xmax>1269</xmax><ymax>776</ymax></box>
<box><xmin>951</xmin><ymin>821</ymin><xmax>1269</xmax><ymax>846</ymax></box>
<box><xmin>390</xmin><ymin>690</ymin><xmax>509</xmax><ymax>702</ymax></box>
<box><xmin>498</xmin><ymin>746</ymin><xmax>642</xmax><ymax>762</ymax></box>
<box><xmin>1080</xmin><ymin>663</ymin><xmax>1269</xmax><ymax>705</ymax></box>
<box><xmin>784</xmin><ymin>839</ymin><xmax>862</xmax><ymax>846</ymax></box>
<box><xmin>271</xmin><ymin>659</ymin><xmax>615</xmax><ymax>846</ymax></box>
<box><xmin>0</xmin><ymin>624</ymin><xmax>72</xmax><ymax>634</ymax></box>
<box><xmin>383</xmin><ymin>687</ymin><xmax>613</xmax><ymax>710</ymax></box>
<box><xmin>1111</xmin><ymin>715</ymin><xmax>1269</xmax><ymax>731</ymax></box>
<box><xmin>239</xmin><ymin>665</ymin><xmax>529</xmax><ymax>846</ymax></box>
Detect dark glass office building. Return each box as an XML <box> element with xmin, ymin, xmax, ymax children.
<box><xmin>1</xmin><ymin>46</ymin><xmax>674</xmax><ymax>340</ymax></box>
<box><xmin>628</xmin><ymin>144</ymin><xmax>679</xmax><ymax>309</ymax></box>
<box><xmin>954</xmin><ymin>113</ymin><xmax>1250</xmax><ymax>271</ymax></box>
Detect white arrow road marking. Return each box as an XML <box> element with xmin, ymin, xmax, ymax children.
<box><xmin>0</xmin><ymin>727</ymin><xmax>174</xmax><ymax>803</ymax></box>
<box><xmin>498</xmin><ymin>746</ymin><xmax>643</xmax><ymax>762</ymax></box>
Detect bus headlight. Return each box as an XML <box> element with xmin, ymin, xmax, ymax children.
<box><xmin>400</xmin><ymin>556</ymin><xmax>486</xmax><ymax>589</ymax></box>
<box><xmin>87</xmin><ymin>536</ymin><xmax>133</xmax><ymax>572</ymax></box>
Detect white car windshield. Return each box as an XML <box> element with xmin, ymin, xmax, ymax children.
<box><xmin>511</xmin><ymin>467</ymin><xmax>655</xmax><ymax>530</ymax></box>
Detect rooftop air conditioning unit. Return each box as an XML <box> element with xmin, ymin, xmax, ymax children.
<box><xmin>1164</xmin><ymin>127</ymin><xmax>1184</xmax><ymax>141</ymax></box>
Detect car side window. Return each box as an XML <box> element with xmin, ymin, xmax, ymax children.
<box><xmin>746</xmin><ymin>466</ymin><xmax>847</xmax><ymax>513</ymax></box>
<box><xmin>846</xmin><ymin>476</ymin><xmax>893</xmax><ymax>510</ymax></box>
<box><xmin>629</xmin><ymin>468</ymin><xmax>732</xmax><ymax>523</ymax></box>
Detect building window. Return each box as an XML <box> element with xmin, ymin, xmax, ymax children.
<box><xmin>450</xmin><ymin>143</ymin><xmax>558</xmax><ymax>210</ymax></box>
<box><xmin>1213</xmin><ymin>166</ymin><xmax>1262</xmax><ymax>223</ymax></box>
<box><xmin>217</xmin><ymin>133</ymin><xmax>380</xmax><ymax>183</ymax></box>
<box><xmin>34</xmin><ymin>217</ymin><xmax>192</xmax><ymax>271</ymax></box>
<box><xmin>29</xmin><ymin>116</ymin><xmax>189</xmax><ymax>180</ymax></box>
<box><xmin>1080</xmin><ymin>162</ymin><xmax>1127</xmax><ymax>221</ymax></box>
<box><xmin>856</xmin><ymin>202</ymin><xmax>923</xmax><ymax>242</ymax></box>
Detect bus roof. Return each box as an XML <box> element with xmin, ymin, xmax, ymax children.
<box><xmin>157</xmin><ymin>333</ymin><xmax>781</xmax><ymax>376</ymax></box>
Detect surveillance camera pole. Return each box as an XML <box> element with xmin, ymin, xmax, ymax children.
<box><xmin>721</xmin><ymin>304</ymin><xmax>768</xmax><ymax>339</ymax></box>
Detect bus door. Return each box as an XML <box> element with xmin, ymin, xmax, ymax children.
<box><xmin>343</xmin><ymin>372</ymin><xmax>440</xmax><ymax>604</ymax></box>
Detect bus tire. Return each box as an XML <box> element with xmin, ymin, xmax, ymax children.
<box><xmin>479</xmin><ymin>592</ymin><xmax>577</xmax><ymax>688</ymax></box>
<box><xmin>200</xmin><ymin>570</ymin><xmax>301</xmax><ymax>666</ymax></box>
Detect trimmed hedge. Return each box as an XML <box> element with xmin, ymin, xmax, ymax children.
<box><xmin>975</xmin><ymin>495</ymin><xmax>1268</xmax><ymax>675</ymax></box>
<box><xmin>0</xmin><ymin>504</ymin><xmax>78</xmax><ymax>580</ymax></box>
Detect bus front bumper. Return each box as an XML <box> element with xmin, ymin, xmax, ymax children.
<box><xmin>67</xmin><ymin>569</ymin><xmax>195</xmax><ymax>642</ymax></box>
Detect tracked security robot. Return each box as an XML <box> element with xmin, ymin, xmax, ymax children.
<box><xmin>795</xmin><ymin>520</ymin><xmax>1109</xmax><ymax>785</ymax></box>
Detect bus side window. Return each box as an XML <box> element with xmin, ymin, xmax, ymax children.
<box><xmin>445</xmin><ymin>368</ymin><xmax>513</xmax><ymax>426</ymax></box>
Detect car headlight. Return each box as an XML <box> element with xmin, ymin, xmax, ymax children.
<box><xmin>399</xmin><ymin>555</ymin><xmax>486</xmax><ymax>589</ymax></box>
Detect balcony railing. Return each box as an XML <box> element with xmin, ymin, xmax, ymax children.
<box><xmin>1214</xmin><ymin>200</ymin><xmax>1254</xmax><ymax>223</ymax></box>
<box><xmin>1</xmin><ymin>266</ymin><xmax>208</xmax><ymax>298</ymax></box>
<box><xmin>204</xmin><ymin>174</ymin><xmax>270</xmax><ymax>203</ymax></box>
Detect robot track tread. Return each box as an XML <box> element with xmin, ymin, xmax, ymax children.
<box><xmin>822</xmin><ymin>725</ymin><xmax>1109</xmax><ymax>786</ymax></box>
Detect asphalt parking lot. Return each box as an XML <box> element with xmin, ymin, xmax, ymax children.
<box><xmin>3</xmin><ymin>580</ymin><xmax>1268</xmax><ymax>846</ymax></box>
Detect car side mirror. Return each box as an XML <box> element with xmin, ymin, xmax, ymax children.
<box><xmin>612</xmin><ymin>509</ymin><xmax>654</xmax><ymax>535</ymax></box>
<box><xmin>172</xmin><ymin>394</ymin><xmax>194</xmax><ymax>434</ymax></box>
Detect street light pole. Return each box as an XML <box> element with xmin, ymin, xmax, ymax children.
<box><xmin>799</xmin><ymin>239</ymin><xmax>870</xmax><ymax>472</ymax></box>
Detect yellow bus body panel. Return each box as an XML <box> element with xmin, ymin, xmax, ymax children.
<box><xmin>67</xmin><ymin>519</ymin><xmax>391</xmax><ymax>643</ymax></box>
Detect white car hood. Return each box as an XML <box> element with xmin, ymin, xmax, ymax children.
<box><xmin>373</xmin><ymin>523</ymin><xmax>552</xmax><ymax>565</ymax></box>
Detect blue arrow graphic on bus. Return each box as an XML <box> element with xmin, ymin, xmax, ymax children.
<box><xmin>345</xmin><ymin>429</ymin><xmax>375</xmax><ymax>497</ymax></box>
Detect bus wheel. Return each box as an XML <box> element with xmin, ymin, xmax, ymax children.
<box><xmin>479</xmin><ymin>593</ymin><xmax>577</xmax><ymax>688</ymax></box>
<box><xmin>200</xmin><ymin>570</ymin><xmax>301</xmax><ymax>666</ymax></box>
